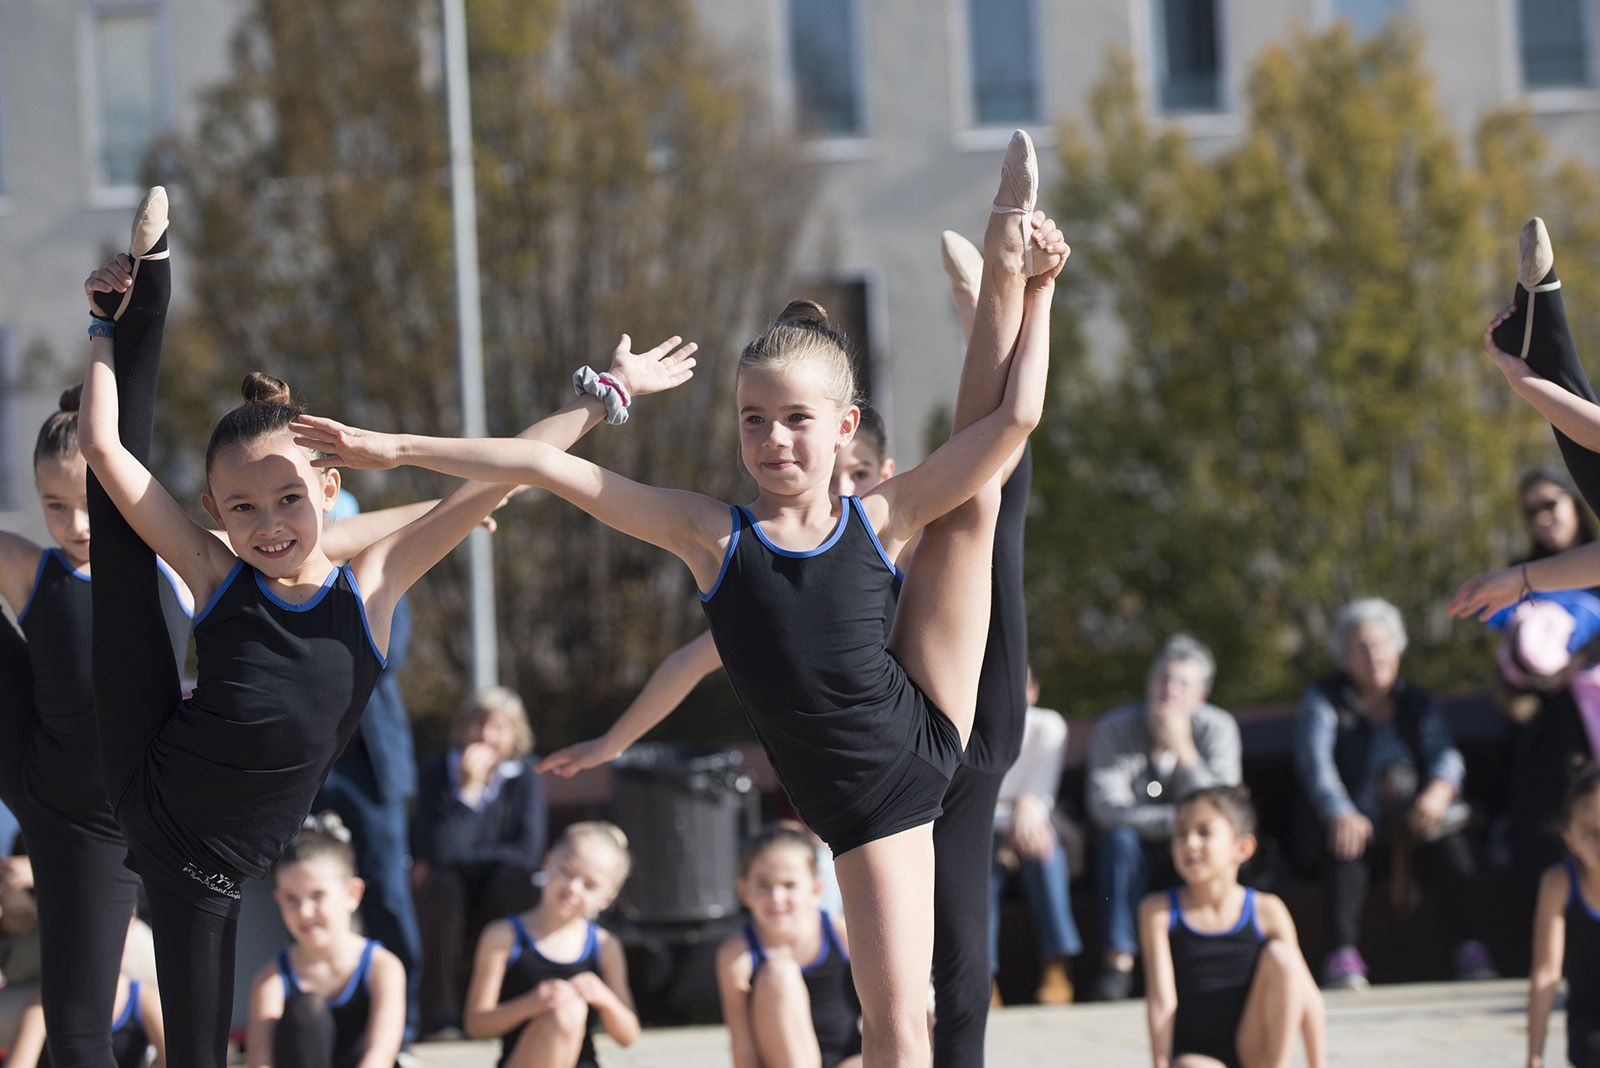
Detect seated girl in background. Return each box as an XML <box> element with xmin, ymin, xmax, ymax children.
<box><xmin>1140</xmin><ymin>786</ymin><xmax>1325</xmax><ymax>1068</ymax></box>
<box><xmin>716</xmin><ymin>822</ymin><xmax>861</xmax><ymax>1068</ymax></box>
<box><xmin>246</xmin><ymin>813</ymin><xmax>405</xmax><ymax>1068</ymax></box>
<box><xmin>1528</xmin><ymin>767</ymin><xmax>1600</xmax><ymax>1068</ymax></box>
<box><xmin>464</xmin><ymin>822</ymin><xmax>638</xmax><ymax>1068</ymax></box>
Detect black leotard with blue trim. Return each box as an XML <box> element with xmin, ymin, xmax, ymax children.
<box><xmin>1169</xmin><ymin>887</ymin><xmax>1266</xmax><ymax>1068</ymax></box>
<box><xmin>277</xmin><ymin>939</ymin><xmax>380</xmax><ymax>1068</ymax></box>
<box><xmin>743</xmin><ymin>911</ymin><xmax>861</xmax><ymax>1068</ymax></box>
<box><xmin>700</xmin><ymin>496</ymin><xmax>962</xmax><ymax>855</ymax></box>
<box><xmin>496</xmin><ymin>917</ymin><xmax>603</xmax><ymax>1068</ymax></box>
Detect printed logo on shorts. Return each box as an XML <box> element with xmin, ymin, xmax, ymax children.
<box><xmin>182</xmin><ymin>861</ymin><xmax>242</xmax><ymax>900</ymax></box>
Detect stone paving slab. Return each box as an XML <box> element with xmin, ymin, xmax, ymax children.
<box><xmin>407</xmin><ymin>979</ymin><xmax>1548</xmax><ymax>1066</ymax></box>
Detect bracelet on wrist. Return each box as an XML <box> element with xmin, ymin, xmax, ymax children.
<box><xmin>572</xmin><ymin>366</ymin><xmax>630</xmax><ymax>425</ymax></box>
<box><xmin>87</xmin><ymin>317</ymin><xmax>116</xmax><ymax>339</ymax></box>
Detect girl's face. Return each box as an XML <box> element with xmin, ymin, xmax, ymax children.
<box><xmin>736</xmin><ymin>844</ymin><xmax>821</xmax><ymax>936</ymax></box>
<box><xmin>1525</xmin><ymin>481</ymin><xmax>1580</xmax><ymax>554</ymax></box>
<box><xmin>1171</xmin><ymin>801</ymin><xmax>1254</xmax><ymax>884</ymax></box>
<box><xmin>541</xmin><ymin>838</ymin><xmax>626</xmax><ymax>922</ymax></box>
<box><xmin>1343</xmin><ymin>620</ymin><xmax>1401</xmax><ymax>698</ymax></box>
<box><xmin>273</xmin><ymin>857</ymin><xmax>362</xmax><ymax>950</ymax></box>
<box><xmin>202</xmin><ymin>430</ymin><xmax>339</xmax><ymax>579</ymax></box>
<box><xmin>830</xmin><ymin>436</ymin><xmax>892</xmax><ymax>499</ymax></box>
<box><xmin>35</xmin><ymin>454</ymin><xmax>91</xmax><ymax>568</ymax></box>
<box><xmin>1565</xmin><ymin>792</ymin><xmax>1600</xmax><ymax>874</ymax></box>
<box><xmin>465</xmin><ymin>710</ymin><xmax>519</xmax><ymax>762</ymax></box>
<box><xmin>737</xmin><ymin>364</ymin><xmax>858</xmax><ymax>498</ymax></box>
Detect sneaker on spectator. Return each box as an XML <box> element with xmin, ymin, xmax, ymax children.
<box><xmin>1036</xmin><ymin>958</ymin><xmax>1075</xmax><ymax>1004</ymax></box>
<box><xmin>1322</xmin><ymin>946</ymin><xmax>1369</xmax><ymax>990</ymax></box>
<box><xmin>1091</xmin><ymin>965</ymin><xmax>1134</xmax><ymax>1002</ymax></box>
<box><xmin>1455</xmin><ymin>940</ymin><xmax>1500</xmax><ymax>981</ymax></box>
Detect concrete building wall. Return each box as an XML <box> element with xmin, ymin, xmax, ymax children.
<box><xmin>2</xmin><ymin>0</ymin><xmax>1599</xmax><ymax>543</ymax></box>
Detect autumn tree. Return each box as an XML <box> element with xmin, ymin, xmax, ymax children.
<box><xmin>1030</xmin><ymin>24</ymin><xmax>1598</xmax><ymax>715</ymax></box>
<box><xmin>160</xmin><ymin>0</ymin><xmax>814</xmax><ymax>744</ymax></box>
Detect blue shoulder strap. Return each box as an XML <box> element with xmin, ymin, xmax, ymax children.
<box><xmin>507</xmin><ymin>913</ymin><xmax>533</xmax><ymax>966</ymax></box>
<box><xmin>820</xmin><ymin>910</ymin><xmax>845</xmax><ymax>962</ymax></box>
<box><xmin>742</xmin><ymin>922</ymin><xmax>767</xmax><ymax>970</ymax></box>
<box><xmin>1166</xmin><ymin>887</ymin><xmax>1182</xmax><ymax>930</ymax></box>
<box><xmin>111</xmin><ymin>979</ymin><xmax>139</xmax><ymax>1031</ymax></box>
<box><xmin>585</xmin><ymin>923</ymin><xmax>602</xmax><ymax>969</ymax></box>
<box><xmin>277</xmin><ymin>948</ymin><xmax>299</xmax><ymax>998</ymax></box>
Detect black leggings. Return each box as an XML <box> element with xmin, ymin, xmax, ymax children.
<box><xmin>931</xmin><ymin>764</ymin><xmax>1007</xmax><ymax>1068</ymax></box>
<box><xmin>1322</xmin><ymin>831</ymin><xmax>1479</xmax><ymax>951</ymax></box>
<box><xmin>86</xmin><ymin>245</ymin><xmax>239</xmax><ymax>1067</ymax></box>
<box><xmin>273</xmin><ymin>994</ymin><xmax>338</xmax><ymax>1068</ymax></box>
<box><xmin>1</xmin><ymin>565</ymin><xmax>140</xmax><ymax>1068</ymax></box>
<box><xmin>1497</xmin><ymin>260</ymin><xmax>1600</xmax><ymax>512</ymax></box>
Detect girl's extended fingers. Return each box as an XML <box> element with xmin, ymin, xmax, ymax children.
<box><xmin>643</xmin><ymin>335</ymin><xmax>682</xmax><ymax>359</ymax></box>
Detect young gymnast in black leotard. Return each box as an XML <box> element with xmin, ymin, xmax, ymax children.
<box><xmin>77</xmin><ymin>188</ymin><xmax>696</xmax><ymax>1068</ymax></box>
<box><xmin>1528</xmin><ymin>768</ymin><xmax>1600</xmax><ymax>1068</ymax></box>
<box><xmin>247</xmin><ymin>812</ymin><xmax>404</xmax><ymax>1068</ymax></box>
<box><xmin>0</xmin><ymin>385</ymin><xmax>187</xmax><ymax>1068</ymax></box>
<box><xmin>293</xmin><ymin>131</ymin><xmax>1066</xmax><ymax>1065</ymax></box>
<box><xmin>1140</xmin><ymin>787</ymin><xmax>1324</xmax><ymax>1068</ymax></box>
<box><xmin>716</xmin><ymin>822</ymin><xmax>862</xmax><ymax>1068</ymax></box>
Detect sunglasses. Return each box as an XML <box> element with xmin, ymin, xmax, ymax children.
<box><xmin>1524</xmin><ymin>498</ymin><xmax>1564</xmax><ymax>520</ymax></box>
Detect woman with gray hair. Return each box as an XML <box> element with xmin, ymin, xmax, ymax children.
<box><xmin>410</xmin><ymin>687</ymin><xmax>548</xmax><ymax>1038</ymax></box>
<box><xmin>1293</xmin><ymin>598</ymin><xmax>1494</xmax><ymax>990</ymax></box>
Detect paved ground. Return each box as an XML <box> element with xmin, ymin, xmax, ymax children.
<box><xmin>405</xmin><ymin>978</ymin><xmax>1546</xmax><ymax>1066</ymax></box>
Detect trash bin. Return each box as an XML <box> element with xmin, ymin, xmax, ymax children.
<box><xmin>609</xmin><ymin>743</ymin><xmax>755</xmax><ymax>924</ymax></box>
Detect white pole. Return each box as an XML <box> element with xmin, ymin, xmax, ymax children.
<box><xmin>441</xmin><ymin>0</ymin><xmax>497</xmax><ymax>689</ymax></box>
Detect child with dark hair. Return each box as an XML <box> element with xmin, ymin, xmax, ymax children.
<box><xmin>1140</xmin><ymin>786</ymin><xmax>1325</xmax><ymax>1068</ymax></box>
<box><xmin>247</xmin><ymin>812</ymin><xmax>405</xmax><ymax>1068</ymax></box>
<box><xmin>716</xmin><ymin>822</ymin><xmax>861</xmax><ymax>1068</ymax></box>
<box><xmin>1529</xmin><ymin>767</ymin><xmax>1600</xmax><ymax>1067</ymax></box>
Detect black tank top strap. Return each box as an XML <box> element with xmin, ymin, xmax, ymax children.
<box><xmin>819</xmin><ymin>910</ymin><xmax>847</xmax><ymax>961</ymax></box>
<box><xmin>1569</xmin><ymin>859</ymin><xmax>1582</xmax><ymax>910</ymax></box>
<box><xmin>277</xmin><ymin>948</ymin><xmax>299</xmax><ymax>997</ymax></box>
<box><xmin>743</xmin><ymin>921</ymin><xmax>767</xmax><ymax>970</ymax></box>
<box><xmin>846</xmin><ymin>497</ymin><xmax>901</xmax><ymax>579</ymax></box>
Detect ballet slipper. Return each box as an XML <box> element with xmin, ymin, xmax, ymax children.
<box><xmin>940</xmin><ymin>230</ymin><xmax>983</xmax><ymax>295</ymax></box>
<box><xmin>992</xmin><ymin>129</ymin><xmax>1044</xmax><ymax>277</ymax></box>
<box><xmin>91</xmin><ymin>186</ymin><xmax>170</xmax><ymax>321</ymax></box>
<box><xmin>1502</xmin><ymin>217</ymin><xmax>1562</xmax><ymax>360</ymax></box>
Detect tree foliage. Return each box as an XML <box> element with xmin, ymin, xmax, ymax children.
<box><xmin>1031</xmin><ymin>25</ymin><xmax>1597</xmax><ymax>716</ymax></box>
<box><xmin>159</xmin><ymin>0</ymin><xmax>814</xmax><ymax>747</ymax></box>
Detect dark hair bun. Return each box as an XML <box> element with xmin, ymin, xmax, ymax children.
<box><xmin>241</xmin><ymin>371</ymin><xmax>293</xmax><ymax>407</ymax></box>
<box><xmin>777</xmin><ymin>299</ymin><xmax>831</xmax><ymax>329</ymax></box>
<box><xmin>58</xmin><ymin>385</ymin><xmax>83</xmax><ymax>413</ymax></box>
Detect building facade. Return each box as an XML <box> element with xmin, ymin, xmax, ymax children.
<box><xmin>3</xmin><ymin>0</ymin><xmax>1599</xmax><ymax>543</ymax></box>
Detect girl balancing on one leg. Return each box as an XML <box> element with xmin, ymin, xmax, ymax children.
<box><xmin>246</xmin><ymin>813</ymin><xmax>404</xmax><ymax>1068</ymax></box>
<box><xmin>716</xmin><ymin>823</ymin><xmax>862</xmax><ymax>1068</ymax></box>
<box><xmin>1454</xmin><ymin>219</ymin><xmax>1600</xmax><ymax>619</ymax></box>
<box><xmin>1140</xmin><ymin>787</ymin><xmax>1326</xmax><ymax>1068</ymax></box>
<box><xmin>535</xmin><ymin>405</ymin><xmax>897</xmax><ymax>779</ymax></box>
<box><xmin>1528</xmin><ymin>767</ymin><xmax>1600</xmax><ymax>1068</ymax></box>
<box><xmin>293</xmin><ymin>129</ymin><xmax>1067</xmax><ymax>1066</ymax></box>
<box><xmin>77</xmin><ymin>188</ymin><xmax>696</xmax><ymax>1068</ymax></box>
<box><xmin>463</xmin><ymin>822</ymin><xmax>639</xmax><ymax>1068</ymax></box>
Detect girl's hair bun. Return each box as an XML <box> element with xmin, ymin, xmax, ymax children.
<box><xmin>241</xmin><ymin>371</ymin><xmax>293</xmax><ymax>407</ymax></box>
<box><xmin>776</xmin><ymin>299</ymin><xmax>831</xmax><ymax>330</ymax></box>
<box><xmin>58</xmin><ymin>385</ymin><xmax>83</xmax><ymax>413</ymax></box>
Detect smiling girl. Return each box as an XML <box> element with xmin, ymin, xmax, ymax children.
<box><xmin>76</xmin><ymin>188</ymin><xmax>694</xmax><ymax>1067</ymax></box>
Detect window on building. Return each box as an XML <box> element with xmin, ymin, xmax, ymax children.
<box><xmin>0</xmin><ymin>331</ymin><xmax>16</xmax><ymax>510</ymax></box>
<box><xmin>968</xmin><ymin>0</ymin><xmax>1039</xmax><ymax>126</ymax></box>
<box><xmin>788</xmin><ymin>0</ymin><xmax>863</xmax><ymax>137</ymax></box>
<box><xmin>1520</xmin><ymin>0</ymin><xmax>1591</xmax><ymax>88</ymax></box>
<box><xmin>1335</xmin><ymin>0</ymin><xmax>1408</xmax><ymax>35</ymax></box>
<box><xmin>91</xmin><ymin>7</ymin><xmax>168</xmax><ymax>190</ymax></box>
<box><xmin>1157</xmin><ymin>0</ymin><xmax>1223</xmax><ymax>113</ymax></box>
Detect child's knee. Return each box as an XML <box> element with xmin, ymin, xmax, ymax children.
<box><xmin>754</xmin><ymin>955</ymin><xmax>806</xmax><ymax>994</ymax></box>
<box><xmin>548</xmin><ymin>996</ymin><xmax>590</xmax><ymax>1037</ymax></box>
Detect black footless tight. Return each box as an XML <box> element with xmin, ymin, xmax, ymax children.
<box><xmin>931</xmin><ymin>764</ymin><xmax>1007</xmax><ymax>1068</ymax></box>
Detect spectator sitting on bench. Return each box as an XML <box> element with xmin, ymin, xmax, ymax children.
<box><xmin>990</xmin><ymin>666</ymin><xmax>1082</xmax><ymax>1005</ymax></box>
<box><xmin>412</xmin><ymin>686</ymin><xmax>548</xmax><ymax>1039</ymax></box>
<box><xmin>1293</xmin><ymin>597</ymin><xmax>1497</xmax><ymax>990</ymax></box>
<box><xmin>1087</xmin><ymin>634</ymin><xmax>1242</xmax><ymax>1001</ymax></box>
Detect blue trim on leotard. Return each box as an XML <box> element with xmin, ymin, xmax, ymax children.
<box><xmin>342</xmin><ymin>565</ymin><xmax>388</xmax><ymax>669</ymax></box>
<box><xmin>111</xmin><ymin>979</ymin><xmax>140</xmax><ymax>1031</ymax></box>
<box><xmin>192</xmin><ymin>559</ymin><xmax>245</xmax><ymax>628</ymax></box>
<box><xmin>739</xmin><ymin>503</ymin><xmax>850</xmax><ymax>558</ymax></box>
<box><xmin>253</xmin><ymin>565</ymin><xmax>339</xmax><ymax>613</ymax></box>
<box><xmin>848</xmin><ymin>497</ymin><xmax>903</xmax><ymax>580</ymax></box>
<box><xmin>1168</xmin><ymin>887</ymin><xmax>1261</xmax><ymax>939</ymax></box>
<box><xmin>744</xmin><ymin>911</ymin><xmax>841</xmax><ymax>974</ymax></box>
<box><xmin>277</xmin><ymin>939</ymin><xmax>377</xmax><ymax>1007</ymax></box>
<box><xmin>698</xmin><ymin>506</ymin><xmax>742</xmax><ymax>603</ymax></box>
<box><xmin>1567</xmin><ymin>860</ymin><xmax>1600</xmax><ymax>922</ymax></box>
<box><xmin>507</xmin><ymin>914</ymin><xmax>600</xmax><ymax>968</ymax></box>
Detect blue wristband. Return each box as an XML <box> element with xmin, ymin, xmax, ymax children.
<box><xmin>87</xmin><ymin>317</ymin><xmax>116</xmax><ymax>339</ymax></box>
